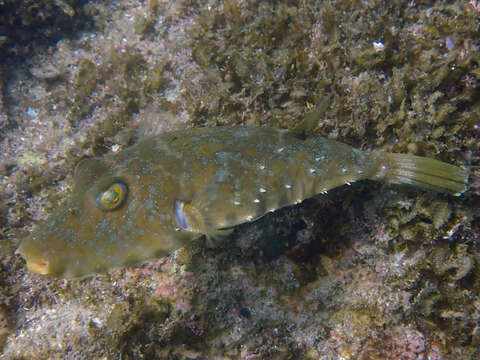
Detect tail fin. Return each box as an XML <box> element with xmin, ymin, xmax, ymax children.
<box><xmin>379</xmin><ymin>153</ymin><xmax>469</xmax><ymax>196</ymax></box>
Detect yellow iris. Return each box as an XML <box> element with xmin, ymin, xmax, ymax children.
<box><xmin>95</xmin><ymin>182</ymin><xmax>127</xmax><ymax>210</ymax></box>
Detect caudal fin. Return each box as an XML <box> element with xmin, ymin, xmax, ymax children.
<box><xmin>380</xmin><ymin>153</ymin><xmax>469</xmax><ymax>196</ymax></box>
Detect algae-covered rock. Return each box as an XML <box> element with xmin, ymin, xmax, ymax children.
<box><xmin>0</xmin><ymin>0</ymin><xmax>478</xmax><ymax>358</ymax></box>
<box><xmin>430</xmin><ymin>243</ymin><xmax>473</xmax><ymax>281</ymax></box>
<box><xmin>0</xmin><ymin>306</ymin><xmax>9</xmax><ymax>352</ymax></box>
<box><xmin>0</xmin><ymin>0</ymin><xmax>94</xmax><ymax>64</ymax></box>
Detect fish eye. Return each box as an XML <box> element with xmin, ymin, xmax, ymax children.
<box><xmin>95</xmin><ymin>182</ymin><xmax>128</xmax><ymax>211</ymax></box>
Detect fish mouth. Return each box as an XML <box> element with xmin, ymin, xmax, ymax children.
<box><xmin>25</xmin><ymin>259</ymin><xmax>51</xmax><ymax>275</ymax></box>
<box><xmin>15</xmin><ymin>244</ymin><xmax>51</xmax><ymax>275</ymax></box>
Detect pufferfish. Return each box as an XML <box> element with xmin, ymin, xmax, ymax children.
<box><xmin>16</xmin><ymin>125</ymin><xmax>469</xmax><ymax>278</ymax></box>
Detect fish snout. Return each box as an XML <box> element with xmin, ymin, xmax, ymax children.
<box><xmin>16</xmin><ymin>237</ymin><xmax>61</xmax><ymax>276</ymax></box>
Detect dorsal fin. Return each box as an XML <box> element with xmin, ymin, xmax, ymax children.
<box><xmin>289</xmin><ymin>99</ymin><xmax>329</xmax><ymax>139</ymax></box>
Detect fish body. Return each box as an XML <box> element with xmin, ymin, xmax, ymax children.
<box><xmin>17</xmin><ymin>126</ymin><xmax>469</xmax><ymax>277</ymax></box>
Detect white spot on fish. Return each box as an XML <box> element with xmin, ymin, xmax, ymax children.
<box><xmin>259</xmin><ymin>187</ymin><xmax>267</xmax><ymax>193</ymax></box>
<box><xmin>309</xmin><ymin>168</ymin><xmax>316</xmax><ymax>174</ymax></box>
<box><xmin>358</xmin><ymin>170</ymin><xmax>364</xmax><ymax>174</ymax></box>
<box><xmin>233</xmin><ymin>200</ymin><xmax>241</xmax><ymax>206</ymax></box>
<box><xmin>285</xmin><ymin>184</ymin><xmax>292</xmax><ymax>189</ymax></box>
<box><xmin>342</xmin><ymin>167</ymin><xmax>348</xmax><ymax>173</ymax></box>
<box><xmin>253</xmin><ymin>198</ymin><xmax>260</xmax><ymax>203</ymax></box>
<box><xmin>277</xmin><ymin>147</ymin><xmax>284</xmax><ymax>153</ymax></box>
<box><xmin>246</xmin><ymin>215</ymin><xmax>254</xmax><ymax>221</ymax></box>
<box><xmin>346</xmin><ymin>182</ymin><xmax>351</xmax><ymax>186</ymax></box>
<box><xmin>259</xmin><ymin>165</ymin><xmax>265</xmax><ymax>170</ymax></box>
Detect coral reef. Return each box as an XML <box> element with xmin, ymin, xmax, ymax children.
<box><xmin>0</xmin><ymin>0</ymin><xmax>479</xmax><ymax>358</ymax></box>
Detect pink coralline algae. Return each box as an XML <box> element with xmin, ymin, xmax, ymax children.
<box><xmin>386</xmin><ymin>326</ymin><xmax>429</xmax><ymax>360</ymax></box>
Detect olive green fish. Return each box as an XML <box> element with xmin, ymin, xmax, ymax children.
<box><xmin>16</xmin><ymin>126</ymin><xmax>469</xmax><ymax>278</ymax></box>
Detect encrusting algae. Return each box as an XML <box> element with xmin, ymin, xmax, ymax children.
<box><xmin>16</xmin><ymin>123</ymin><xmax>469</xmax><ymax>278</ymax></box>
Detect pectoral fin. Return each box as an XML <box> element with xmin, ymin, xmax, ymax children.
<box><xmin>175</xmin><ymin>200</ymin><xmax>233</xmax><ymax>247</ymax></box>
<box><xmin>174</xmin><ymin>200</ymin><xmax>206</xmax><ymax>233</ymax></box>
